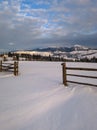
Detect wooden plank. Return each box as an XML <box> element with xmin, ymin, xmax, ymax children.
<box><xmin>67</xmin><ymin>74</ymin><xmax>97</xmax><ymax>79</ymax></box>
<box><xmin>66</xmin><ymin>67</ymin><xmax>97</xmax><ymax>71</ymax></box>
<box><xmin>67</xmin><ymin>80</ymin><xmax>97</xmax><ymax>87</ymax></box>
<box><xmin>61</xmin><ymin>63</ymin><xmax>67</xmax><ymax>86</ymax></box>
<box><xmin>0</xmin><ymin>61</ymin><xmax>2</xmax><ymax>72</ymax></box>
<box><xmin>14</xmin><ymin>61</ymin><xmax>18</xmax><ymax>76</ymax></box>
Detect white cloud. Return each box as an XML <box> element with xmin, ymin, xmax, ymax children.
<box><xmin>8</xmin><ymin>42</ymin><xmax>15</xmax><ymax>46</ymax></box>
<box><xmin>0</xmin><ymin>0</ymin><xmax>97</xmax><ymax>51</ymax></box>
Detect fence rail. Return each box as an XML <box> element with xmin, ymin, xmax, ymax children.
<box><xmin>61</xmin><ymin>63</ymin><xmax>97</xmax><ymax>87</ymax></box>
<box><xmin>66</xmin><ymin>67</ymin><xmax>97</xmax><ymax>71</ymax></box>
<box><xmin>0</xmin><ymin>61</ymin><xmax>18</xmax><ymax>76</ymax></box>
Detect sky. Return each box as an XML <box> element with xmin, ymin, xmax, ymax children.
<box><xmin>0</xmin><ymin>0</ymin><xmax>97</xmax><ymax>52</ymax></box>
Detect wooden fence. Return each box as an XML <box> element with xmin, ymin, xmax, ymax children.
<box><xmin>0</xmin><ymin>61</ymin><xmax>18</xmax><ymax>76</ymax></box>
<box><xmin>61</xmin><ymin>63</ymin><xmax>97</xmax><ymax>87</ymax></box>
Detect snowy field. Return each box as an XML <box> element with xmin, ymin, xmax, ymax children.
<box><xmin>0</xmin><ymin>61</ymin><xmax>97</xmax><ymax>130</ymax></box>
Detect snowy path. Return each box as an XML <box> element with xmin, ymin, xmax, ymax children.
<box><xmin>0</xmin><ymin>61</ymin><xmax>97</xmax><ymax>130</ymax></box>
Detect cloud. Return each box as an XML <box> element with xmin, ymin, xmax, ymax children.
<box><xmin>8</xmin><ymin>42</ymin><xmax>15</xmax><ymax>46</ymax></box>
<box><xmin>0</xmin><ymin>0</ymin><xmax>97</xmax><ymax>52</ymax></box>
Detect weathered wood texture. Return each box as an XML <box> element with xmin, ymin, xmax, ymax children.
<box><xmin>0</xmin><ymin>61</ymin><xmax>19</xmax><ymax>76</ymax></box>
<box><xmin>61</xmin><ymin>63</ymin><xmax>67</xmax><ymax>86</ymax></box>
<box><xmin>0</xmin><ymin>60</ymin><xmax>2</xmax><ymax>72</ymax></box>
<box><xmin>62</xmin><ymin>63</ymin><xmax>97</xmax><ymax>87</ymax></box>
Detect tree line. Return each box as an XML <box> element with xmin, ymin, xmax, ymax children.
<box><xmin>0</xmin><ymin>52</ymin><xmax>97</xmax><ymax>62</ymax></box>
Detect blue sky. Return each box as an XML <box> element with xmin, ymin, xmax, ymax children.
<box><xmin>0</xmin><ymin>0</ymin><xmax>97</xmax><ymax>52</ymax></box>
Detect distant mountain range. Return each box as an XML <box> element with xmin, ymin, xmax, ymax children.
<box><xmin>32</xmin><ymin>44</ymin><xmax>90</xmax><ymax>52</ymax></box>
<box><xmin>15</xmin><ymin>44</ymin><xmax>97</xmax><ymax>61</ymax></box>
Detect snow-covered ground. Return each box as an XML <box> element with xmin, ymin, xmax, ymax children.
<box><xmin>0</xmin><ymin>61</ymin><xmax>97</xmax><ymax>130</ymax></box>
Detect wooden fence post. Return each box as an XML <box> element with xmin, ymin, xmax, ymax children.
<box><xmin>0</xmin><ymin>60</ymin><xmax>2</xmax><ymax>72</ymax></box>
<box><xmin>14</xmin><ymin>61</ymin><xmax>18</xmax><ymax>76</ymax></box>
<box><xmin>61</xmin><ymin>63</ymin><xmax>67</xmax><ymax>86</ymax></box>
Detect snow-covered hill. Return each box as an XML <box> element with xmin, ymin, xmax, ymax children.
<box><xmin>0</xmin><ymin>61</ymin><xmax>97</xmax><ymax>130</ymax></box>
<box><xmin>9</xmin><ymin>44</ymin><xmax>97</xmax><ymax>61</ymax></box>
<box><xmin>72</xmin><ymin>44</ymin><xmax>89</xmax><ymax>51</ymax></box>
<box><xmin>70</xmin><ymin>48</ymin><xmax>97</xmax><ymax>59</ymax></box>
<box><xmin>15</xmin><ymin>50</ymin><xmax>53</xmax><ymax>57</ymax></box>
